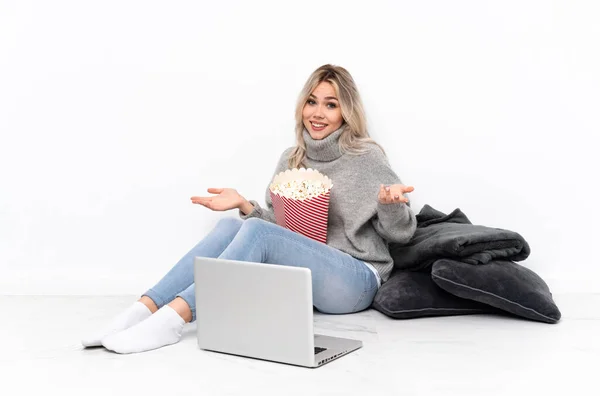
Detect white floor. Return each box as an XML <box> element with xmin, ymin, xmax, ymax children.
<box><xmin>1</xmin><ymin>294</ymin><xmax>598</xmax><ymax>396</ymax></box>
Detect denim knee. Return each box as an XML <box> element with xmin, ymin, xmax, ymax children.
<box><xmin>241</xmin><ymin>217</ymin><xmax>267</xmax><ymax>228</ymax></box>
<box><xmin>215</xmin><ymin>217</ymin><xmax>244</xmax><ymax>232</ymax></box>
<box><xmin>236</xmin><ymin>218</ymin><xmax>271</xmax><ymax>237</ymax></box>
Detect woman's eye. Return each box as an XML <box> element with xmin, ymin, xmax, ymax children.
<box><xmin>327</xmin><ymin>103</ymin><xmax>337</xmax><ymax>109</ymax></box>
<box><xmin>307</xmin><ymin>99</ymin><xmax>316</xmax><ymax>105</ymax></box>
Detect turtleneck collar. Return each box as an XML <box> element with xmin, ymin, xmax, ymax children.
<box><xmin>302</xmin><ymin>124</ymin><xmax>345</xmax><ymax>162</ymax></box>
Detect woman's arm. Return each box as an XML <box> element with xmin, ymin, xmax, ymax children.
<box><xmin>362</xmin><ymin>147</ymin><xmax>418</xmax><ymax>243</ymax></box>
<box><xmin>238</xmin><ymin>199</ymin><xmax>255</xmax><ymax>215</ymax></box>
<box><xmin>372</xmin><ymin>199</ymin><xmax>417</xmax><ymax>244</ymax></box>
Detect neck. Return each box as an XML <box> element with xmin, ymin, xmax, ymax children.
<box><xmin>303</xmin><ymin>125</ymin><xmax>344</xmax><ymax>162</ymax></box>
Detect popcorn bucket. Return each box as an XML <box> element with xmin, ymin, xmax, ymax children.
<box><xmin>269</xmin><ymin>168</ymin><xmax>333</xmax><ymax>244</ymax></box>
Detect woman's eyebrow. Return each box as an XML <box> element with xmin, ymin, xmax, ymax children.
<box><xmin>309</xmin><ymin>94</ymin><xmax>339</xmax><ymax>101</ymax></box>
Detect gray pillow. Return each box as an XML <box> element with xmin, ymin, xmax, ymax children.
<box><xmin>431</xmin><ymin>259</ymin><xmax>561</xmax><ymax>324</ymax></box>
<box><xmin>372</xmin><ymin>270</ymin><xmax>495</xmax><ymax>319</ymax></box>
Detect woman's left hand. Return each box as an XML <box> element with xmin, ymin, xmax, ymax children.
<box><xmin>378</xmin><ymin>184</ymin><xmax>414</xmax><ymax>204</ymax></box>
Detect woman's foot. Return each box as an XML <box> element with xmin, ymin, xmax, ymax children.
<box><xmin>81</xmin><ymin>300</ymin><xmax>154</xmax><ymax>347</ymax></box>
<box><xmin>102</xmin><ymin>305</ymin><xmax>185</xmax><ymax>354</ymax></box>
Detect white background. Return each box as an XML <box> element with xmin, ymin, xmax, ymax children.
<box><xmin>1</xmin><ymin>0</ymin><xmax>598</xmax><ymax>294</ymax></box>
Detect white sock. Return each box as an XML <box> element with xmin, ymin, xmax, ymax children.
<box><xmin>81</xmin><ymin>301</ymin><xmax>152</xmax><ymax>347</ymax></box>
<box><xmin>102</xmin><ymin>305</ymin><xmax>185</xmax><ymax>354</ymax></box>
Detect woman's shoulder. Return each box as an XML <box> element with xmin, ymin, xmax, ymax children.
<box><xmin>279</xmin><ymin>146</ymin><xmax>295</xmax><ymax>163</ymax></box>
<box><xmin>282</xmin><ymin>146</ymin><xmax>295</xmax><ymax>156</ymax></box>
<box><xmin>352</xmin><ymin>142</ymin><xmax>388</xmax><ymax>164</ymax></box>
<box><xmin>275</xmin><ymin>146</ymin><xmax>296</xmax><ymax>168</ymax></box>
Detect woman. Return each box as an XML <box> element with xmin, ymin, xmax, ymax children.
<box><xmin>82</xmin><ymin>64</ymin><xmax>417</xmax><ymax>354</ymax></box>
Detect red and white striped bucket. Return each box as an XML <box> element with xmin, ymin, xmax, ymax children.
<box><xmin>270</xmin><ymin>190</ymin><xmax>330</xmax><ymax>244</ymax></box>
<box><xmin>269</xmin><ymin>168</ymin><xmax>333</xmax><ymax>244</ymax></box>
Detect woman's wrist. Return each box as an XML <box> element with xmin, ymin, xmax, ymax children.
<box><xmin>238</xmin><ymin>199</ymin><xmax>255</xmax><ymax>215</ymax></box>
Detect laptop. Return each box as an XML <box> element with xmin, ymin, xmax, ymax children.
<box><xmin>193</xmin><ymin>257</ymin><xmax>363</xmax><ymax>368</ymax></box>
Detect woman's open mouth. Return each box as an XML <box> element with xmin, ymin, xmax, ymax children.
<box><xmin>310</xmin><ymin>121</ymin><xmax>328</xmax><ymax>132</ymax></box>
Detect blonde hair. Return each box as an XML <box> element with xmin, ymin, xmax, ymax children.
<box><xmin>288</xmin><ymin>64</ymin><xmax>386</xmax><ymax>169</ymax></box>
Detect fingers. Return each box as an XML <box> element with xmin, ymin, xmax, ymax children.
<box><xmin>400</xmin><ymin>185</ymin><xmax>414</xmax><ymax>203</ymax></box>
<box><xmin>379</xmin><ymin>184</ymin><xmax>393</xmax><ymax>204</ymax></box>
<box><xmin>192</xmin><ymin>188</ymin><xmax>223</xmax><ymax>208</ymax></box>
<box><xmin>391</xmin><ymin>191</ymin><xmax>408</xmax><ymax>203</ymax></box>
<box><xmin>190</xmin><ymin>196</ymin><xmax>211</xmax><ymax>208</ymax></box>
<box><xmin>378</xmin><ymin>184</ymin><xmax>386</xmax><ymax>203</ymax></box>
<box><xmin>379</xmin><ymin>184</ymin><xmax>411</xmax><ymax>204</ymax></box>
<box><xmin>190</xmin><ymin>196</ymin><xmax>207</xmax><ymax>203</ymax></box>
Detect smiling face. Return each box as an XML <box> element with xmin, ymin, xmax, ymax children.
<box><xmin>302</xmin><ymin>82</ymin><xmax>344</xmax><ymax>140</ymax></box>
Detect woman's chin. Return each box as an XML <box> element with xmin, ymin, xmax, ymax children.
<box><xmin>308</xmin><ymin>129</ymin><xmax>329</xmax><ymax>140</ymax></box>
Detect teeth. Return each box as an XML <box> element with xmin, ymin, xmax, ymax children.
<box><xmin>312</xmin><ymin>123</ymin><xmax>326</xmax><ymax>127</ymax></box>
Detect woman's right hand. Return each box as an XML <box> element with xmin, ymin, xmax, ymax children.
<box><xmin>191</xmin><ymin>188</ymin><xmax>245</xmax><ymax>212</ymax></box>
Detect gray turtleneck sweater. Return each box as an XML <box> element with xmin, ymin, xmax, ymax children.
<box><xmin>239</xmin><ymin>126</ymin><xmax>417</xmax><ymax>283</ymax></box>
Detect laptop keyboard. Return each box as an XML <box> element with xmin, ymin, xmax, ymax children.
<box><xmin>314</xmin><ymin>347</ymin><xmax>327</xmax><ymax>355</ymax></box>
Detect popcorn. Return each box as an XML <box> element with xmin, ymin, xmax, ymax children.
<box><xmin>270</xmin><ymin>179</ymin><xmax>329</xmax><ymax>200</ymax></box>
<box><xmin>269</xmin><ymin>168</ymin><xmax>333</xmax><ymax>244</ymax></box>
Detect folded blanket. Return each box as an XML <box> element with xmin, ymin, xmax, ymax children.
<box><xmin>388</xmin><ymin>204</ymin><xmax>531</xmax><ymax>272</ymax></box>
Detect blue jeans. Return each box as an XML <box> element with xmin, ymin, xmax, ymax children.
<box><xmin>143</xmin><ymin>217</ymin><xmax>378</xmax><ymax>322</ymax></box>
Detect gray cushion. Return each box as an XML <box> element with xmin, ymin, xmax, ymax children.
<box><xmin>431</xmin><ymin>259</ymin><xmax>561</xmax><ymax>324</ymax></box>
<box><xmin>388</xmin><ymin>205</ymin><xmax>531</xmax><ymax>272</ymax></box>
<box><xmin>372</xmin><ymin>270</ymin><xmax>495</xmax><ymax>319</ymax></box>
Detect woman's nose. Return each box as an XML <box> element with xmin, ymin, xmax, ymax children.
<box><xmin>314</xmin><ymin>105</ymin><xmax>325</xmax><ymax>119</ymax></box>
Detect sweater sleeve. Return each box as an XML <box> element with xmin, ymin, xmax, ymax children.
<box><xmin>238</xmin><ymin>148</ymin><xmax>293</xmax><ymax>223</ymax></box>
<box><xmin>364</xmin><ymin>147</ymin><xmax>417</xmax><ymax>244</ymax></box>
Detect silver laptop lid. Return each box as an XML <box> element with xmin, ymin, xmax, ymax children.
<box><xmin>194</xmin><ymin>257</ymin><xmax>315</xmax><ymax>367</ymax></box>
